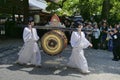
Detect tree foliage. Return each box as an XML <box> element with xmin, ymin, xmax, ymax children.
<box><xmin>46</xmin><ymin>0</ymin><xmax>120</xmax><ymax>23</ymax></box>
<box><xmin>0</xmin><ymin>0</ymin><xmax>120</xmax><ymax>23</ymax></box>
<box><xmin>109</xmin><ymin>0</ymin><xmax>120</xmax><ymax>23</ymax></box>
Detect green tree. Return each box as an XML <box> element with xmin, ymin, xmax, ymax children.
<box><xmin>46</xmin><ymin>0</ymin><xmax>103</xmax><ymax>20</ymax></box>
<box><xmin>109</xmin><ymin>0</ymin><xmax>120</xmax><ymax>23</ymax></box>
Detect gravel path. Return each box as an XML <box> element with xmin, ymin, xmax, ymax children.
<box><xmin>0</xmin><ymin>39</ymin><xmax>120</xmax><ymax>80</ymax></box>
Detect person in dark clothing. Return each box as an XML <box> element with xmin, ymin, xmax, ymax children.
<box><xmin>110</xmin><ymin>28</ymin><xmax>120</xmax><ymax>61</ymax></box>
<box><xmin>92</xmin><ymin>24</ymin><xmax>100</xmax><ymax>49</ymax></box>
<box><xmin>100</xmin><ymin>22</ymin><xmax>108</xmax><ymax>50</ymax></box>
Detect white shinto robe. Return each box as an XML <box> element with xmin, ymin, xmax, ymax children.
<box><xmin>18</xmin><ymin>27</ymin><xmax>41</xmax><ymax>66</ymax></box>
<box><xmin>67</xmin><ymin>31</ymin><xmax>91</xmax><ymax>73</ymax></box>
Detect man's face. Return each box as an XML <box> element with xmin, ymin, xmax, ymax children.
<box><xmin>31</xmin><ymin>22</ymin><xmax>34</xmax><ymax>26</ymax></box>
<box><xmin>113</xmin><ymin>28</ymin><xmax>118</xmax><ymax>33</ymax></box>
<box><xmin>78</xmin><ymin>25</ymin><xmax>83</xmax><ymax>28</ymax></box>
<box><xmin>103</xmin><ymin>23</ymin><xmax>107</xmax><ymax>26</ymax></box>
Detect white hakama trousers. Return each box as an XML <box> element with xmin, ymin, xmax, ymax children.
<box><xmin>67</xmin><ymin>47</ymin><xmax>89</xmax><ymax>73</ymax></box>
<box><xmin>18</xmin><ymin>40</ymin><xmax>41</xmax><ymax>66</ymax></box>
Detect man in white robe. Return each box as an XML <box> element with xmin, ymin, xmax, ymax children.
<box><xmin>67</xmin><ymin>22</ymin><xmax>92</xmax><ymax>74</ymax></box>
<box><xmin>16</xmin><ymin>19</ymin><xmax>41</xmax><ymax>67</ymax></box>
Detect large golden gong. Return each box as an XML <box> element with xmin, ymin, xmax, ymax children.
<box><xmin>41</xmin><ymin>30</ymin><xmax>68</xmax><ymax>56</ymax></box>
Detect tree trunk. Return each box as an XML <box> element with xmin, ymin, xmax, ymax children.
<box><xmin>101</xmin><ymin>0</ymin><xmax>111</xmax><ymax>20</ymax></box>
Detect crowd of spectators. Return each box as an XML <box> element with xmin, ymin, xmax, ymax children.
<box><xmin>63</xmin><ymin>18</ymin><xmax>120</xmax><ymax>50</ymax></box>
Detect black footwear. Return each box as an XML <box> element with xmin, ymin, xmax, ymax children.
<box><xmin>112</xmin><ymin>58</ymin><xmax>119</xmax><ymax>61</ymax></box>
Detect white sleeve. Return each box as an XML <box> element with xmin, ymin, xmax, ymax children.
<box><xmin>79</xmin><ymin>32</ymin><xmax>91</xmax><ymax>49</ymax></box>
<box><xmin>32</xmin><ymin>28</ymin><xmax>39</xmax><ymax>41</ymax></box>
<box><xmin>23</xmin><ymin>27</ymin><xmax>32</xmax><ymax>42</ymax></box>
<box><xmin>70</xmin><ymin>31</ymin><xmax>81</xmax><ymax>48</ymax></box>
<box><xmin>70</xmin><ymin>31</ymin><xmax>91</xmax><ymax>48</ymax></box>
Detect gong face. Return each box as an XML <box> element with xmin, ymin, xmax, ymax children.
<box><xmin>41</xmin><ymin>30</ymin><xmax>67</xmax><ymax>56</ymax></box>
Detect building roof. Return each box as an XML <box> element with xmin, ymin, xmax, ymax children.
<box><xmin>0</xmin><ymin>0</ymin><xmax>48</xmax><ymax>14</ymax></box>
<box><xmin>29</xmin><ymin>0</ymin><xmax>47</xmax><ymax>10</ymax></box>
